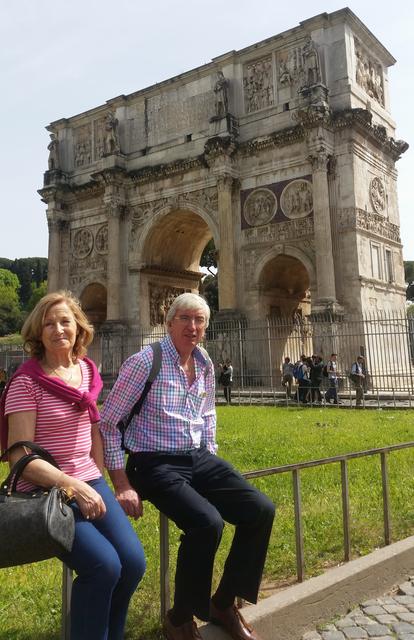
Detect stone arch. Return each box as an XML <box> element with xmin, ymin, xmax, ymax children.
<box><xmin>79</xmin><ymin>282</ymin><xmax>107</xmax><ymax>328</ymax></box>
<box><xmin>135</xmin><ymin>203</ymin><xmax>219</xmax><ymax>264</ymax></box>
<box><xmin>255</xmin><ymin>246</ymin><xmax>315</xmax><ymax>318</ymax></box>
<box><xmin>136</xmin><ymin>205</ymin><xmax>218</xmax><ymax>326</ymax></box>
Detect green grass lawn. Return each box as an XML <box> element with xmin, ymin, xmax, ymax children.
<box><xmin>1</xmin><ymin>406</ymin><xmax>414</xmax><ymax>639</ymax></box>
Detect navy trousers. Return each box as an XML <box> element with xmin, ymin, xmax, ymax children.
<box><xmin>61</xmin><ymin>477</ymin><xmax>146</xmax><ymax>640</ymax></box>
<box><xmin>126</xmin><ymin>447</ymin><xmax>275</xmax><ymax>621</ymax></box>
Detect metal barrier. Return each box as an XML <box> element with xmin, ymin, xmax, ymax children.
<box><xmin>61</xmin><ymin>440</ymin><xmax>414</xmax><ymax>635</ymax></box>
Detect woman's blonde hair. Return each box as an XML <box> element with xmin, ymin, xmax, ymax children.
<box><xmin>22</xmin><ymin>290</ymin><xmax>94</xmax><ymax>360</ymax></box>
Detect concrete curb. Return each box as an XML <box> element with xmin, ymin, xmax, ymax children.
<box><xmin>200</xmin><ymin>535</ymin><xmax>414</xmax><ymax>639</ymax></box>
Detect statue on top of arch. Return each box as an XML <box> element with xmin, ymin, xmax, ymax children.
<box><xmin>103</xmin><ymin>110</ymin><xmax>121</xmax><ymax>155</ymax></box>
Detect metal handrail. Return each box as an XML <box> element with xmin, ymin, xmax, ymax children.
<box><xmin>62</xmin><ymin>440</ymin><xmax>414</xmax><ymax>636</ymax></box>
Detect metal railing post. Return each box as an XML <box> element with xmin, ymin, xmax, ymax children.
<box><xmin>292</xmin><ymin>469</ymin><xmax>305</xmax><ymax>582</ymax></box>
<box><xmin>61</xmin><ymin>564</ymin><xmax>72</xmax><ymax>640</ymax></box>
<box><xmin>340</xmin><ymin>460</ymin><xmax>351</xmax><ymax>561</ymax></box>
<box><xmin>159</xmin><ymin>513</ymin><xmax>171</xmax><ymax>621</ymax></box>
<box><xmin>380</xmin><ymin>452</ymin><xmax>391</xmax><ymax>545</ymax></box>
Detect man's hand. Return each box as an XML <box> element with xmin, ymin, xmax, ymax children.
<box><xmin>108</xmin><ymin>468</ymin><xmax>143</xmax><ymax>519</ymax></box>
<box><xmin>115</xmin><ymin>487</ymin><xmax>143</xmax><ymax>519</ymax></box>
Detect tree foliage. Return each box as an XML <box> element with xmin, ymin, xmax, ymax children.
<box><xmin>405</xmin><ymin>261</ymin><xmax>414</xmax><ymax>301</ymax></box>
<box><xmin>0</xmin><ymin>257</ymin><xmax>48</xmax><ymax>309</ymax></box>
<box><xmin>0</xmin><ymin>268</ymin><xmax>22</xmax><ymax>335</ymax></box>
<box><xmin>200</xmin><ymin>239</ymin><xmax>218</xmax><ymax>315</ymax></box>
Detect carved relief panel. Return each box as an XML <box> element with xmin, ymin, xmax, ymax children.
<box><xmin>241</xmin><ymin>177</ymin><xmax>313</xmax><ymax>229</ymax></box>
<box><xmin>73</xmin><ymin>124</ymin><xmax>92</xmax><ymax>168</ymax></box>
<box><xmin>369</xmin><ymin>177</ymin><xmax>386</xmax><ymax>214</ymax></box>
<box><xmin>243</xmin><ymin>56</ymin><xmax>274</xmax><ymax>113</ymax></box>
<box><xmin>70</xmin><ymin>224</ymin><xmax>108</xmax><ymax>274</ymax></box>
<box><xmin>354</xmin><ymin>37</ymin><xmax>384</xmax><ymax>106</ymax></box>
<box><xmin>149</xmin><ymin>284</ymin><xmax>187</xmax><ymax>326</ymax></box>
<box><xmin>280</xmin><ymin>180</ymin><xmax>313</xmax><ymax>220</ymax></box>
<box><xmin>277</xmin><ymin>39</ymin><xmax>321</xmax><ymax>95</ymax></box>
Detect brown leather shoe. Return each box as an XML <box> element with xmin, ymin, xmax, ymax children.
<box><xmin>162</xmin><ymin>611</ymin><xmax>202</xmax><ymax>640</ymax></box>
<box><xmin>210</xmin><ymin>601</ymin><xmax>261</xmax><ymax>640</ymax></box>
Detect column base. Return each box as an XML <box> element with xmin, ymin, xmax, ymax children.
<box><xmin>310</xmin><ymin>300</ymin><xmax>344</xmax><ymax>319</ymax></box>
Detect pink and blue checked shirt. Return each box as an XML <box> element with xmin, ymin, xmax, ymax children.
<box><xmin>100</xmin><ymin>335</ymin><xmax>217</xmax><ymax>470</ymax></box>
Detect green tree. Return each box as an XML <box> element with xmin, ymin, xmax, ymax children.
<box><xmin>0</xmin><ymin>257</ymin><xmax>48</xmax><ymax>309</ymax></box>
<box><xmin>0</xmin><ymin>269</ymin><xmax>22</xmax><ymax>335</ymax></box>
<box><xmin>405</xmin><ymin>261</ymin><xmax>414</xmax><ymax>302</ymax></box>
<box><xmin>200</xmin><ymin>239</ymin><xmax>218</xmax><ymax>315</ymax></box>
<box><xmin>26</xmin><ymin>280</ymin><xmax>48</xmax><ymax>312</ymax></box>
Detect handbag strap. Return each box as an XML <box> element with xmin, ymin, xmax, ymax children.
<box><xmin>0</xmin><ymin>440</ymin><xmax>59</xmax><ymax>467</ymax></box>
<box><xmin>0</xmin><ymin>441</ymin><xmax>61</xmax><ymax>495</ymax></box>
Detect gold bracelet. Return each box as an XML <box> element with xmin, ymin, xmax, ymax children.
<box><xmin>61</xmin><ymin>486</ymin><xmax>76</xmax><ymax>502</ymax></box>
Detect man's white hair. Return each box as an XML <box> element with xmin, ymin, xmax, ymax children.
<box><xmin>166</xmin><ymin>293</ymin><xmax>210</xmax><ymax>327</ymax></box>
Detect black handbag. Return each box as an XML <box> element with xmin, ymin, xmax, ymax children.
<box><xmin>0</xmin><ymin>440</ymin><xmax>75</xmax><ymax>568</ymax></box>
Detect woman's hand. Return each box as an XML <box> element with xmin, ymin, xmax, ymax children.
<box><xmin>69</xmin><ymin>478</ymin><xmax>106</xmax><ymax>520</ymax></box>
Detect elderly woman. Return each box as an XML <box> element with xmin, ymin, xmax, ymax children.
<box><xmin>2</xmin><ymin>290</ymin><xmax>145</xmax><ymax>640</ymax></box>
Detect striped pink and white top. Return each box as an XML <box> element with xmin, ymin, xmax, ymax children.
<box><xmin>5</xmin><ymin>359</ymin><xmax>100</xmax><ymax>490</ymax></box>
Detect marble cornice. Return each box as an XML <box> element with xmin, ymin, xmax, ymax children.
<box><xmin>129</xmin><ymin>157</ymin><xmax>204</xmax><ymax>185</ymax></box>
<box><xmin>239</xmin><ymin>125</ymin><xmax>306</xmax><ymax>155</ymax></box>
<box><xmin>331</xmin><ymin>108</ymin><xmax>409</xmax><ymax>161</ymax></box>
<box><xmin>139</xmin><ymin>264</ymin><xmax>203</xmax><ymax>279</ymax></box>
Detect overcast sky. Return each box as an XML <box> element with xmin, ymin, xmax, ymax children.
<box><xmin>1</xmin><ymin>0</ymin><xmax>413</xmax><ymax>261</ymax></box>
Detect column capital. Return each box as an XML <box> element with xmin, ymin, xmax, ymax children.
<box><xmin>104</xmin><ymin>199</ymin><xmax>126</xmax><ymax>219</ymax></box>
<box><xmin>308</xmin><ymin>150</ymin><xmax>331</xmax><ymax>173</ymax></box>
<box><xmin>216</xmin><ymin>174</ymin><xmax>236</xmax><ymax>192</ymax></box>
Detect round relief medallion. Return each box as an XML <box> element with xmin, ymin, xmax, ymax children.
<box><xmin>370</xmin><ymin>177</ymin><xmax>386</xmax><ymax>213</ymax></box>
<box><xmin>72</xmin><ymin>228</ymin><xmax>93</xmax><ymax>259</ymax></box>
<box><xmin>95</xmin><ymin>224</ymin><xmax>108</xmax><ymax>254</ymax></box>
<box><xmin>280</xmin><ymin>180</ymin><xmax>313</xmax><ymax>219</ymax></box>
<box><xmin>244</xmin><ymin>188</ymin><xmax>277</xmax><ymax>227</ymax></box>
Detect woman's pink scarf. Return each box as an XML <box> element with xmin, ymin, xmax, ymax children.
<box><xmin>0</xmin><ymin>357</ymin><xmax>103</xmax><ymax>454</ymax></box>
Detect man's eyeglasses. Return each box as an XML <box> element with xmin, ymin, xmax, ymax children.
<box><xmin>175</xmin><ymin>315</ymin><xmax>206</xmax><ymax>327</ymax></box>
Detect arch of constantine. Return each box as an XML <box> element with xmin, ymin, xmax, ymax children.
<box><xmin>38</xmin><ymin>8</ymin><xmax>410</xmax><ymax>380</ymax></box>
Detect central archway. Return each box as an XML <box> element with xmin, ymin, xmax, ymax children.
<box><xmin>139</xmin><ymin>208</ymin><xmax>216</xmax><ymax>327</ymax></box>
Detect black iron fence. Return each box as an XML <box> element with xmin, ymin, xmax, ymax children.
<box><xmin>2</xmin><ymin>311</ymin><xmax>414</xmax><ymax>393</ymax></box>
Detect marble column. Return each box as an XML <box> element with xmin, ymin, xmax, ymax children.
<box><xmin>105</xmin><ymin>200</ymin><xmax>122</xmax><ymax>321</ymax></box>
<box><xmin>310</xmin><ymin>152</ymin><xmax>337</xmax><ymax>307</ymax></box>
<box><xmin>47</xmin><ymin>212</ymin><xmax>62</xmax><ymax>292</ymax></box>
<box><xmin>216</xmin><ymin>175</ymin><xmax>237</xmax><ymax>311</ymax></box>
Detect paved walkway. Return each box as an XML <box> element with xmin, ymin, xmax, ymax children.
<box><xmin>302</xmin><ymin>578</ymin><xmax>414</xmax><ymax>640</ymax></box>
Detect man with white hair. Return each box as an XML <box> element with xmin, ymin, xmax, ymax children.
<box><xmin>101</xmin><ymin>293</ymin><xmax>275</xmax><ymax>640</ymax></box>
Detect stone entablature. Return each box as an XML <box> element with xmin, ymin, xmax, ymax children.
<box><xmin>338</xmin><ymin>208</ymin><xmax>401</xmax><ymax>244</ymax></box>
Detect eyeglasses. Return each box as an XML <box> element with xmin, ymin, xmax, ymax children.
<box><xmin>175</xmin><ymin>315</ymin><xmax>206</xmax><ymax>327</ymax></box>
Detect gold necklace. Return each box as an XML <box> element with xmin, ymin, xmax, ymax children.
<box><xmin>47</xmin><ymin>363</ymin><xmax>75</xmax><ymax>383</ymax></box>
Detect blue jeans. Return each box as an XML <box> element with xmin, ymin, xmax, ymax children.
<box><xmin>61</xmin><ymin>477</ymin><xmax>146</xmax><ymax>640</ymax></box>
<box><xmin>325</xmin><ymin>378</ymin><xmax>339</xmax><ymax>404</ymax></box>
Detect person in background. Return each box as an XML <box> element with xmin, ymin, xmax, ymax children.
<box><xmin>325</xmin><ymin>353</ymin><xmax>340</xmax><ymax>405</ymax></box>
<box><xmin>100</xmin><ymin>293</ymin><xmax>275</xmax><ymax>640</ymax></box>
<box><xmin>2</xmin><ymin>290</ymin><xmax>145</xmax><ymax>640</ymax></box>
<box><xmin>219</xmin><ymin>363</ymin><xmax>232</xmax><ymax>404</ymax></box>
<box><xmin>350</xmin><ymin>356</ymin><xmax>366</xmax><ymax>407</ymax></box>
<box><xmin>309</xmin><ymin>355</ymin><xmax>324</xmax><ymax>404</ymax></box>
<box><xmin>281</xmin><ymin>357</ymin><xmax>294</xmax><ymax>399</ymax></box>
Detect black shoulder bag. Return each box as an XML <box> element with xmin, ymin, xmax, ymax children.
<box><xmin>0</xmin><ymin>440</ymin><xmax>75</xmax><ymax>568</ymax></box>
